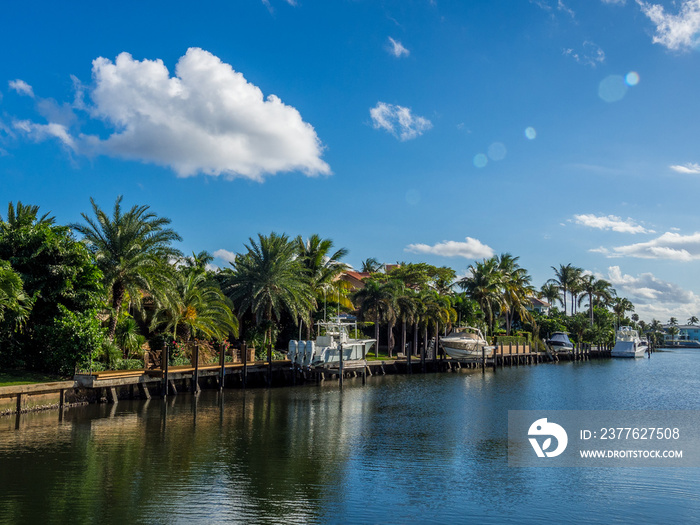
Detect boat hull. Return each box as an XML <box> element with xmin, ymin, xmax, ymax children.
<box><xmin>611</xmin><ymin>341</ymin><xmax>648</xmax><ymax>358</ymax></box>
<box><xmin>442</xmin><ymin>343</ymin><xmax>494</xmax><ymax>359</ymax></box>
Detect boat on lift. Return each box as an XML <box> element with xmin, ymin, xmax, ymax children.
<box><xmin>440</xmin><ymin>326</ymin><xmax>494</xmax><ymax>359</ymax></box>
<box><xmin>546</xmin><ymin>332</ymin><xmax>574</xmax><ymax>353</ymax></box>
<box><xmin>288</xmin><ymin>318</ymin><xmax>376</xmax><ymax>370</ymax></box>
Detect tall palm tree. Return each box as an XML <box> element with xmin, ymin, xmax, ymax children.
<box><xmin>222</xmin><ymin>232</ymin><xmax>314</xmax><ymax>350</ymax></box>
<box><xmin>612</xmin><ymin>297</ymin><xmax>634</xmax><ymax>327</ymax></box>
<box><xmin>152</xmin><ymin>268</ymin><xmax>238</xmax><ymax>343</ymax></box>
<box><xmin>547</xmin><ymin>263</ymin><xmax>582</xmax><ymax>316</ymax></box>
<box><xmin>352</xmin><ymin>278</ymin><xmax>398</xmax><ymax>357</ymax></box>
<box><xmin>539</xmin><ymin>283</ymin><xmax>560</xmax><ymax>312</ymax></box>
<box><xmin>458</xmin><ymin>257</ymin><xmax>502</xmax><ymax>334</ymax></box>
<box><xmin>396</xmin><ymin>285</ymin><xmax>418</xmax><ymax>358</ymax></box>
<box><xmin>72</xmin><ymin>196</ymin><xmax>183</xmax><ymax>339</ymax></box>
<box><xmin>497</xmin><ymin>253</ymin><xmax>534</xmax><ymax>335</ymax></box>
<box><xmin>578</xmin><ymin>274</ymin><xmax>614</xmax><ymax>327</ymax></box>
<box><xmin>422</xmin><ymin>290</ymin><xmax>456</xmax><ymax>360</ymax></box>
<box><xmin>689</xmin><ymin>316</ymin><xmax>699</xmax><ymax>326</ymax></box>
<box><xmin>296</xmin><ymin>234</ymin><xmax>350</xmax><ymax>335</ymax></box>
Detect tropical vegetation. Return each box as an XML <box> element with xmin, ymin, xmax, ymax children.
<box><xmin>0</xmin><ymin>196</ymin><xmax>693</xmax><ymax>377</ymax></box>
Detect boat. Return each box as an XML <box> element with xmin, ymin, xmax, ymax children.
<box><xmin>546</xmin><ymin>332</ymin><xmax>573</xmax><ymax>353</ymax></box>
<box><xmin>611</xmin><ymin>326</ymin><xmax>648</xmax><ymax>358</ymax></box>
<box><xmin>440</xmin><ymin>326</ymin><xmax>493</xmax><ymax>359</ymax></box>
<box><xmin>288</xmin><ymin>318</ymin><xmax>376</xmax><ymax>370</ymax></box>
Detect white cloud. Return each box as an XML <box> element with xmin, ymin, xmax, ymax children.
<box><xmin>602</xmin><ymin>0</ymin><xmax>626</xmax><ymax>4</ymax></box>
<box><xmin>13</xmin><ymin>120</ymin><xmax>76</xmax><ymax>150</ymax></box>
<box><xmin>563</xmin><ymin>41</ymin><xmax>606</xmax><ymax>66</ymax></box>
<box><xmin>370</xmin><ymin>102</ymin><xmax>432</xmax><ymax>141</ymax></box>
<box><xmin>405</xmin><ymin>237</ymin><xmax>494</xmax><ymax>259</ymax></box>
<box><xmin>8</xmin><ymin>79</ymin><xmax>34</xmax><ymax>97</ymax></box>
<box><xmin>636</xmin><ymin>0</ymin><xmax>700</xmax><ymax>51</ymax></box>
<box><xmin>670</xmin><ymin>162</ymin><xmax>700</xmax><ymax>174</ymax></box>
<box><xmin>213</xmin><ymin>249</ymin><xmax>237</xmax><ymax>265</ymax></box>
<box><xmin>605</xmin><ymin>231</ymin><xmax>700</xmax><ymax>260</ymax></box>
<box><xmin>602</xmin><ymin>266</ymin><xmax>700</xmax><ymax>321</ymax></box>
<box><xmin>558</xmin><ymin>0</ymin><xmax>575</xmax><ymax>17</ymax></box>
<box><xmin>573</xmin><ymin>214</ymin><xmax>652</xmax><ymax>234</ymax></box>
<box><xmin>387</xmin><ymin>37</ymin><xmax>410</xmax><ymax>57</ymax></box>
<box><xmin>15</xmin><ymin>48</ymin><xmax>330</xmax><ymax>181</ymax></box>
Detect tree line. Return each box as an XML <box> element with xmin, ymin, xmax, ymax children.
<box><xmin>0</xmin><ymin>197</ymin><xmax>671</xmax><ymax>375</ymax></box>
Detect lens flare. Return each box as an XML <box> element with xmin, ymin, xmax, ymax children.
<box><xmin>473</xmin><ymin>153</ymin><xmax>488</xmax><ymax>168</ymax></box>
<box><xmin>525</xmin><ymin>127</ymin><xmax>537</xmax><ymax>140</ymax></box>
<box><xmin>488</xmin><ymin>142</ymin><xmax>507</xmax><ymax>161</ymax></box>
<box><xmin>598</xmin><ymin>75</ymin><xmax>627</xmax><ymax>103</ymax></box>
<box><xmin>625</xmin><ymin>71</ymin><xmax>640</xmax><ymax>86</ymax></box>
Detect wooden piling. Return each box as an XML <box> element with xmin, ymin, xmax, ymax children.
<box><xmin>192</xmin><ymin>342</ymin><xmax>201</xmax><ymax>394</ymax></box>
<box><xmin>219</xmin><ymin>341</ymin><xmax>226</xmax><ymax>391</ymax></box>
<box><xmin>242</xmin><ymin>341</ymin><xmax>248</xmax><ymax>389</ymax></box>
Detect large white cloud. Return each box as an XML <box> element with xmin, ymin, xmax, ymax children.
<box><xmin>599</xmin><ymin>231</ymin><xmax>700</xmax><ymax>260</ymax></box>
<box><xmin>573</xmin><ymin>213</ymin><xmax>652</xmax><ymax>234</ymax></box>
<box><xmin>637</xmin><ymin>0</ymin><xmax>700</xmax><ymax>51</ymax></box>
<box><xmin>405</xmin><ymin>237</ymin><xmax>494</xmax><ymax>259</ymax></box>
<box><xmin>370</xmin><ymin>102</ymin><xmax>432</xmax><ymax>141</ymax></box>
<box><xmin>14</xmin><ymin>48</ymin><xmax>330</xmax><ymax>181</ymax></box>
<box><xmin>602</xmin><ymin>266</ymin><xmax>700</xmax><ymax>321</ymax></box>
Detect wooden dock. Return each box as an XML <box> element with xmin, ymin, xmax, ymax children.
<box><xmin>1</xmin><ymin>341</ymin><xmax>623</xmax><ymax>419</ymax></box>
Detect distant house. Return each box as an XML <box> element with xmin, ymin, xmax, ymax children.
<box><xmin>662</xmin><ymin>324</ymin><xmax>700</xmax><ymax>343</ymax></box>
<box><xmin>528</xmin><ymin>297</ymin><xmax>551</xmax><ymax>316</ymax></box>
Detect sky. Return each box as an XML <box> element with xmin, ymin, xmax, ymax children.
<box><xmin>1</xmin><ymin>0</ymin><xmax>700</xmax><ymax>323</ymax></box>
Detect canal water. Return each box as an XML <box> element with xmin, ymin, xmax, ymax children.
<box><xmin>2</xmin><ymin>349</ymin><xmax>700</xmax><ymax>524</ymax></box>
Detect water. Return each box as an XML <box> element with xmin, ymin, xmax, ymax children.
<box><xmin>2</xmin><ymin>349</ymin><xmax>700</xmax><ymax>524</ymax></box>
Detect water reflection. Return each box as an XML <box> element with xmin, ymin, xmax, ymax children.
<box><xmin>1</xmin><ymin>350</ymin><xmax>700</xmax><ymax>523</ymax></box>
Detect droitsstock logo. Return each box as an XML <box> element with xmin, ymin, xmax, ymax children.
<box><xmin>528</xmin><ymin>418</ymin><xmax>568</xmax><ymax>458</ymax></box>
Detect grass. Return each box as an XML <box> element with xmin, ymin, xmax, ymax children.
<box><xmin>0</xmin><ymin>370</ymin><xmax>66</xmax><ymax>388</ymax></box>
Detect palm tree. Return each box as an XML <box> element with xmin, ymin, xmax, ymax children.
<box><xmin>0</xmin><ymin>260</ymin><xmax>32</xmax><ymax>329</ymax></box>
<box><xmin>547</xmin><ymin>263</ymin><xmax>582</xmax><ymax>316</ymax></box>
<box><xmin>539</xmin><ymin>283</ymin><xmax>560</xmax><ymax>313</ymax></box>
<box><xmin>422</xmin><ymin>290</ymin><xmax>456</xmax><ymax>360</ymax></box>
<box><xmin>578</xmin><ymin>275</ymin><xmax>614</xmax><ymax>327</ymax></box>
<box><xmin>153</xmin><ymin>268</ymin><xmax>238</xmax><ymax>344</ymax></box>
<box><xmin>0</xmin><ymin>201</ymin><xmax>55</xmax><ymax>233</ymax></box>
<box><xmin>352</xmin><ymin>278</ymin><xmax>398</xmax><ymax>357</ymax></box>
<box><xmin>296</xmin><ymin>234</ymin><xmax>350</xmax><ymax>335</ymax></box>
<box><xmin>458</xmin><ymin>257</ymin><xmax>502</xmax><ymax>334</ymax></box>
<box><xmin>360</xmin><ymin>258</ymin><xmax>383</xmax><ymax>274</ymax></box>
<box><xmin>72</xmin><ymin>196</ymin><xmax>183</xmax><ymax>339</ymax></box>
<box><xmin>612</xmin><ymin>297</ymin><xmax>634</xmax><ymax>327</ymax></box>
<box><xmin>396</xmin><ymin>285</ymin><xmax>418</xmax><ymax>358</ymax></box>
<box><xmin>688</xmin><ymin>316</ymin><xmax>699</xmax><ymax>326</ymax></box>
<box><xmin>497</xmin><ymin>253</ymin><xmax>534</xmax><ymax>335</ymax></box>
<box><xmin>222</xmin><ymin>232</ymin><xmax>314</xmax><ymax>352</ymax></box>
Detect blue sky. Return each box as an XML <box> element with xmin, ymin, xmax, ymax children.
<box><xmin>2</xmin><ymin>0</ymin><xmax>700</xmax><ymax>322</ymax></box>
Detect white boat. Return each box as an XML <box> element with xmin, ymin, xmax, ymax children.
<box><xmin>611</xmin><ymin>326</ymin><xmax>648</xmax><ymax>358</ymax></box>
<box><xmin>547</xmin><ymin>332</ymin><xmax>573</xmax><ymax>352</ymax></box>
<box><xmin>440</xmin><ymin>327</ymin><xmax>493</xmax><ymax>359</ymax></box>
<box><xmin>288</xmin><ymin>318</ymin><xmax>376</xmax><ymax>370</ymax></box>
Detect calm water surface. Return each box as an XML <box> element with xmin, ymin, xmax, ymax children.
<box><xmin>2</xmin><ymin>349</ymin><xmax>700</xmax><ymax>524</ymax></box>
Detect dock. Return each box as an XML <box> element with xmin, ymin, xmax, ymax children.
<box><xmin>1</xmin><ymin>341</ymin><xmax>628</xmax><ymax>420</ymax></box>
